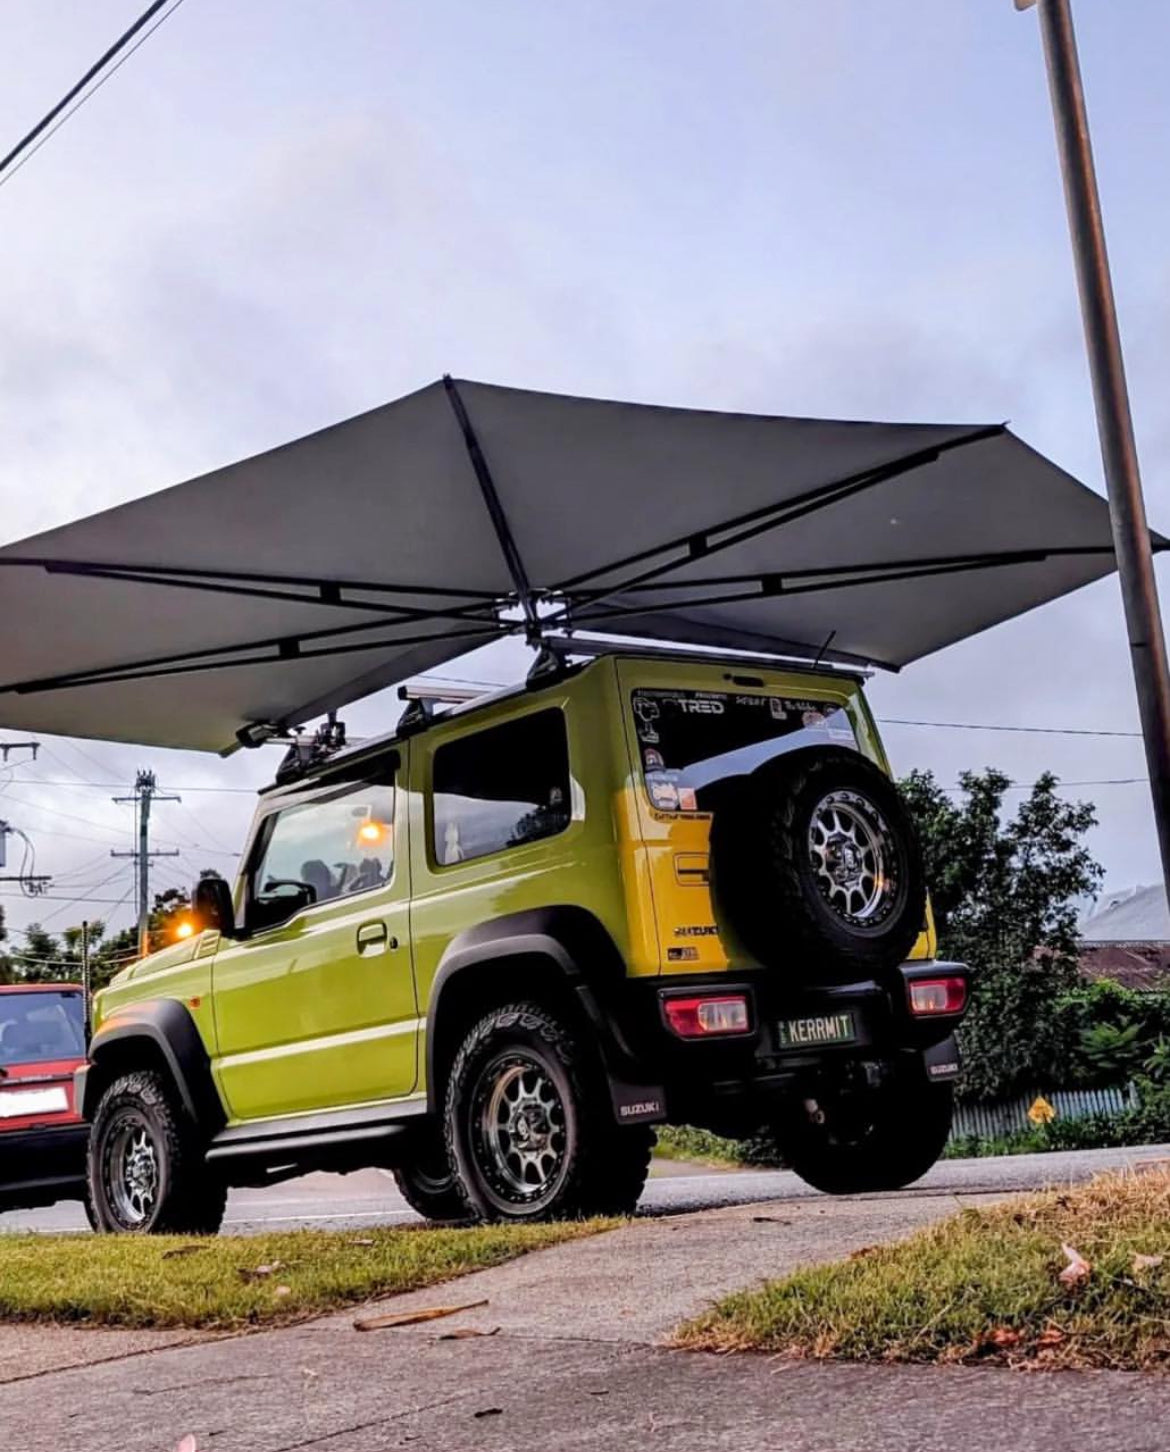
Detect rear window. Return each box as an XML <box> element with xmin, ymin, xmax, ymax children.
<box><xmin>432</xmin><ymin>709</ymin><xmax>571</xmax><ymax>865</ymax></box>
<box><xmin>631</xmin><ymin>688</ymin><xmax>858</xmax><ymax>813</ymax></box>
<box><xmin>0</xmin><ymin>991</ymin><xmax>86</xmax><ymax>1068</ymax></box>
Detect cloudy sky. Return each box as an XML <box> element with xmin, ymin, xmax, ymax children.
<box><xmin>1</xmin><ymin>0</ymin><xmax>1168</xmax><ymax>941</ymax></box>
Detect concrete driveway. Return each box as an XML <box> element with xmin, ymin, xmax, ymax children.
<box><xmin>2</xmin><ymin>1144</ymin><xmax>1169</xmax><ymax>1451</ymax></box>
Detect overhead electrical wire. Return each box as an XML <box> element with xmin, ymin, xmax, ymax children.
<box><xmin>0</xmin><ymin>0</ymin><xmax>189</xmax><ymax>189</ymax></box>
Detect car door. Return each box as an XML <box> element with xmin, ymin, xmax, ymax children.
<box><xmin>210</xmin><ymin>753</ymin><xmax>418</xmax><ymax>1122</ymax></box>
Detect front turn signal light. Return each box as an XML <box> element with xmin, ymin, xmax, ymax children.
<box><xmin>908</xmin><ymin>977</ymin><xmax>967</xmax><ymax>1016</ymax></box>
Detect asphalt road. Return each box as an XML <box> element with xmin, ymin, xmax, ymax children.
<box><xmin>5</xmin><ymin>1143</ymin><xmax>1170</xmax><ymax>1451</ymax></box>
<box><xmin>4</xmin><ymin>1140</ymin><xmax>1167</xmax><ymax>1235</ymax></box>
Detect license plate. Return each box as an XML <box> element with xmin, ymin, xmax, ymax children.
<box><xmin>0</xmin><ymin>1086</ymin><xmax>69</xmax><ymax>1119</ymax></box>
<box><xmin>776</xmin><ymin>1011</ymin><xmax>858</xmax><ymax>1049</ymax></box>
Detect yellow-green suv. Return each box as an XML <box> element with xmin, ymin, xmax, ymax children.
<box><xmin>78</xmin><ymin>649</ymin><xmax>968</xmax><ymax>1233</ymax></box>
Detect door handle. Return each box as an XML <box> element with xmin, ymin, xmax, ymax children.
<box><xmin>356</xmin><ymin>922</ymin><xmax>394</xmax><ymax>955</ymax></box>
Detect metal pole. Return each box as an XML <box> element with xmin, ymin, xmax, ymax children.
<box><xmin>137</xmin><ymin>779</ymin><xmax>152</xmax><ymax>957</ymax></box>
<box><xmin>81</xmin><ymin>919</ymin><xmax>91</xmax><ymax>1043</ymax></box>
<box><xmin>1027</xmin><ymin>0</ymin><xmax>1170</xmax><ymax>893</ymax></box>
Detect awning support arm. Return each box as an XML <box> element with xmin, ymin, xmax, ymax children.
<box><xmin>548</xmin><ymin>425</ymin><xmax>1005</xmax><ymax>616</ymax></box>
<box><xmin>0</xmin><ymin>556</ymin><xmax>497</xmax><ymax>614</ymax></box>
<box><xmin>442</xmin><ymin>375</ymin><xmax>540</xmax><ymax>641</ymax></box>
<box><xmin>5</xmin><ymin>618</ymin><xmax>513</xmax><ymax>697</ymax></box>
<box><xmin>565</xmin><ymin>544</ymin><xmax>1123</xmax><ymax>624</ymax></box>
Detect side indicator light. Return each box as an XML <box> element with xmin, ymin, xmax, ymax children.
<box><xmin>663</xmin><ymin>995</ymin><xmax>751</xmax><ymax>1038</ymax></box>
<box><xmin>908</xmin><ymin>977</ymin><xmax>967</xmax><ymax>1016</ymax></box>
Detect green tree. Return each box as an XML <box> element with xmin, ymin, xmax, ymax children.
<box><xmin>4</xmin><ymin>878</ymin><xmax>215</xmax><ymax>992</ymax></box>
<box><xmin>898</xmin><ymin>768</ymin><xmax>1104</xmax><ymax>1100</ymax></box>
<box><xmin>0</xmin><ymin>902</ymin><xmax>12</xmax><ymax>985</ymax></box>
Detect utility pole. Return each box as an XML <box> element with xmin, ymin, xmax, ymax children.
<box><xmin>0</xmin><ymin>739</ymin><xmax>50</xmax><ymax>892</ymax></box>
<box><xmin>112</xmin><ymin>771</ymin><xmax>180</xmax><ymax>957</ymax></box>
<box><xmin>0</xmin><ymin>820</ymin><xmax>51</xmax><ymax>892</ymax></box>
<box><xmin>1019</xmin><ymin>0</ymin><xmax>1170</xmax><ymax>897</ymax></box>
<box><xmin>0</xmin><ymin>739</ymin><xmax>38</xmax><ymax>765</ymax></box>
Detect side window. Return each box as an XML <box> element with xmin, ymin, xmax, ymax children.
<box><xmin>249</xmin><ymin>778</ymin><xmax>395</xmax><ymax>929</ymax></box>
<box><xmin>431</xmin><ymin>709</ymin><xmax>570</xmax><ymax>866</ymax></box>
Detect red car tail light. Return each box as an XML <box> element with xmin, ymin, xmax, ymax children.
<box><xmin>663</xmin><ymin>994</ymin><xmax>751</xmax><ymax>1038</ymax></box>
<box><xmin>908</xmin><ymin>976</ymin><xmax>967</xmax><ymax>1016</ymax></box>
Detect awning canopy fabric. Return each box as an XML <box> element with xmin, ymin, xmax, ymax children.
<box><xmin>0</xmin><ymin>377</ymin><xmax>1151</xmax><ymax>753</ymax></box>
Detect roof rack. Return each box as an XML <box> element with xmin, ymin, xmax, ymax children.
<box><xmin>533</xmin><ymin>634</ymin><xmax>872</xmax><ymax>680</ymax></box>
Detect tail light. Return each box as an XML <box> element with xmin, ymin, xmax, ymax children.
<box><xmin>663</xmin><ymin>994</ymin><xmax>751</xmax><ymax>1038</ymax></box>
<box><xmin>908</xmin><ymin>976</ymin><xmax>967</xmax><ymax>1016</ymax></box>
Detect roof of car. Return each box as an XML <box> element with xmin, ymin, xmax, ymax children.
<box><xmin>0</xmin><ymin>983</ymin><xmax>83</xmax><ymax>994</ymax></box>
<box><xmin>260</xmin><ymin>645</ymin><xmax>867</xmax><ymax>799</ymax></box>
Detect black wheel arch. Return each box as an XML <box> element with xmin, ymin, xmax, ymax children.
<box><xmin>424</xmin><ymin>906</ymin><xmax>639</xmax><ymax>1115</ymax></box>
<box><xmin>81</xmin><ymin>999</ymin><xmax>225</xmax><ymax>1135</ymax></box>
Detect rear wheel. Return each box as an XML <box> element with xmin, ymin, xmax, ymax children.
<box><xmin>393</xmin><ymin>1132</ymin><xmax>470</xmax><ymax>1223</ymax></box>
<box><xmin>444</xmin><ymin>1002</ymin><xmax>652</xmax><ymax>1223</ymax></box>
<box><xmin>87</xmin><ymin>1069</ymin><xmax>226</xmax><ymax>1235</ymax></box>
<box><xmin>778</xmin><ymin>1073</ymin><xmax>953</xmax><ymax>1195</ymax></box>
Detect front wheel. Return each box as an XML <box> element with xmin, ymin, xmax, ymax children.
<box><xmin>444</xmin><ymin>1002</ymin><xmax>653</xmax><ymax>1223</ymax></box>
<box><xmin>87</xmin><ymin>1069</ymin><xmax>227</xmax><ymax>1234</ymax></box>
<box><xmin>778</xmin><ymin>1075</ymin><xmax>953</xmax><ymax>1195</ymax></box>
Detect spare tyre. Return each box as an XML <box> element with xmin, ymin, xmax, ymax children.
<box><xmin>708</xmin><ymin>746</ymin><xmax>926</xmax><ymax>983</ymax></box>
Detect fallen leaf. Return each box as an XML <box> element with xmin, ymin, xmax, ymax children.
<box><xmin>354</xmin><ymin>1299</ymin><xmax>489</xmax><ymax>1331</ymax></box>
<box><xmin>274</xmin><ymin>1285</ymin><xmax>292</xmax><ymax>1298</ymax></box>
<box><xmin>988</xmin><ymin>1327</ymin><xmax>1021</xmax><ymax>1348</ymax></box>
<box><xmin>1058</xmin><ymin>1243</ymin><xmax>1091</xmax><ymax>1288</ymax></box>
<box><xmin>438</xmin><ymin>1326</ymin><xmax>500</xmax><ymax>1341</ymax></box>
<box><xmin>473</xmin><ymin>1408</ymin><xmax>503</xmax><ymax>1419</ymax></box>
<box><xmin>238</xmin><ymin>1260</ymin><xmax>285</xmax><ymax>1282</ymax></box>
<box><xmin>1132</xmin><ymin>1253</ymin><xmax>1165</xmax><ymax>1274</ymax></box>
<box><xmin>1035</xmin><ymin>1326</ymin><xmax>1065</xmax><ymax>1349</ymax></box>
<box><xmin>161</xmin><ymin>1246</ymin><xmax>205</xmax><ymax>1261</ymax></box>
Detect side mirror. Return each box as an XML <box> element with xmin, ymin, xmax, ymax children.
<box><xmin>193</xmin><ymin>876</ymin><xmax>236</xmax><ymax>936</ymax></box>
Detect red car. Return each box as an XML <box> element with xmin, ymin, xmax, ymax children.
<box><xmin>0</xmin><ymin>983</ymin><xmax>88</xmax><ymax>1213</ymax></box>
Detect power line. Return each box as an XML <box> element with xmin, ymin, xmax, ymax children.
<box><xmin>0</xmin><ymin>0</ymin><xmax>187</xmax><ymax>187</ymax></box>
<box><xmin>940</xmin><ymin>776</ymin><xmax>1146</xmax><ymax>794</ymax></box>
<box><xmin>39</xmin><ymin>740</ymin><xmax>121</xmax><ymax>786</ymax></box>
<box><xmin>4</xmin><ymin>778</ymin><xmax>257</xmax><ymax>794</ymax></box>
<box><xmin>879</xmin><ymin>717</ymin><xmax>1141</xmax><ymax>739</ymax></box>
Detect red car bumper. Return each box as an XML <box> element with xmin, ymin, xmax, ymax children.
<box><xmin>0</xmin><ymin>1122</ymin><xmax>88</xmax><ymax>1211</ymax></box>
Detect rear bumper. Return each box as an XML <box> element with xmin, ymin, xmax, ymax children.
<box><xmin>597</xmin><ymin>960</ymin><xmax>969</xmax><ymax>1131</ymax></box>
<box><xmin>0</xmin><ymin>1123</ymin><xmax>88</xmax><ymax>1211</ymax></box>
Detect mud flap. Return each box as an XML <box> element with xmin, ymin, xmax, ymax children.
<box><xmin>609</xmin><ymin>1080</ymin><xmax>668</xmax><ymax>1125</ymax></box>
<box><xmin>922</xmin><ymin>1035</ymin><xmax>962</xmax><ymax>1082</ymax></box>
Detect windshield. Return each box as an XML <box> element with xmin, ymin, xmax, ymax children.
<box><xmin>631</xmin><ymin>688</ymin><xmax>859</xmax><ymax>813</ymax></box>
<box><xmin>0</xmin><ymin>991</ymin><xmax>86</xmax><ymax>1068</ymax></box>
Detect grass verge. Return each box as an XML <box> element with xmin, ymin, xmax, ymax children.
<box><xmin>654</xmin><ymin>1125</ymin><xmax>750</xmax><ymax>1168</ymax></box>
<box><xmin>677</xmin><ymin>1167</ymin><xmax>1170</xmax><ymax>1371</ymax></box>
<box><xmin>0</xmin><ymin>1219</ymin><xmax>614</xmax><ymax>1330</ymax></box>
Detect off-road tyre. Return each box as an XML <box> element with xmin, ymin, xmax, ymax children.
<box><xmin>709</xmin><ymin>746</ymin><xmax>926</xmax><ymax>984</ymax></box>
<box><xmin>444</xmin><ymin>1001</ymin><xmax>653</xmax><ymax>1223</ymax></box>
<box><xmin>87</xmin><ymin>1069</ymin><xmax>227</xmax><ymax>1235</ymax></box>
<box><xmin>393</xmin><ymin>1132</ymin><xmax>471</xmax><ymax>1223</ymax></box>
<box><xmin>779</xmin><ymin>1076</ymin><xmax>953</xmax><ymax>1195</ymax></box>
